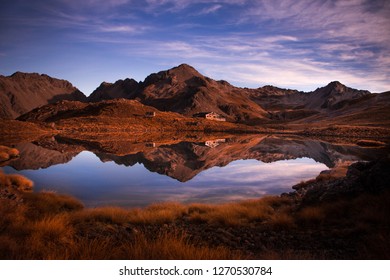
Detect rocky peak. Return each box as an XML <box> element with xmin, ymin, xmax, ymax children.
<box><xmin>308</xmin><ymin>81</ymin><xmax>371</xmax><ymax>110</ymax></box>
<box><xmin>323</xmin><ymin>81</ymin><xmax>347</xmax><ymax>94</ymax></box>
<box><xmin>88</xmin><ymin>78</ymin><xmax>139</xmax><ymax>102</ymax></box>
<box><xmin>142</xmin><ymin>64</ymin><xmax>206</xmax><ymax>87</ymax></box>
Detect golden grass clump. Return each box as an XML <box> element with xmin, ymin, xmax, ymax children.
<box><xmin>128</xmin><ymin>202</ymin><xmax>188</xmax><ymax>224</ymax></box>
<box><xmin>187</xmin><ymin>196</ymin><xmax>294</xmax><ymax>227</ymax></box>
<box><xmin>297</xmin><ymin>206</ymin><xmax>326</xmax><ymax>225</ymax></box>
<box><xmin>23</xmin><ymin>192</ymin><xmax>84</xmax><ymax>219</ymax></box>
<box><xmin>62</xmin><ymin>230</ymin><xmax>242</xmax><ymax>260</ymax></box>
<box><xmin>0</xmin><ymin>170</ymin><xmax>33</xmax><ymax>191</ymax></box>
<box><xmin>71</xmin><ymin>207</ymin><xmax>131</xmax><ymax>225</ymax></box>
<box><xmin>123</xmin><ymin>230</ymin><xmax>243</xmax><ymax>260</ymax></box>
<box><xmin>0</xmin><ymin>200</ymin><xmax>28</xmax><ymax>233</ymax></box>
<box><xmin>0</xmin><ymin>152</ymin><xmax>9</xmax><ymax>162</ymax></box>
<box><xmin>26</xmin><ymin>214</ymin><xmax>75</xmax><ymax>259</ymax></box>
<box><xmin>0</xmin><ymin>145</ymin><xmax>19</xmax><ymax>162</ymax></box>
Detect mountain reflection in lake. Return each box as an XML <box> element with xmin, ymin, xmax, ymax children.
<box><xmin>3</xmin><ymin>135</ymin><xmax>385</xmax><ymax>207</ymax></box>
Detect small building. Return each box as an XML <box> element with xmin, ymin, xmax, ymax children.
<box><xmin>194</xmin><ymin>112</ymin><xmax>226</xmax><ymax>122</ymax></box>
<box><xmin>145</xmin><ymin>111</ymin><xmax>156</xmax><ymax>117</ymax></box>
<box><xmin>205</xmin><ymin>139</ymin><xmax>226</xmax><ymax>148</ymax></box>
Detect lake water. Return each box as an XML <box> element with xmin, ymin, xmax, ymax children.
<box><xmin>2</xmin><ymin>135</ymin><xmax>383</xmax><ymax>207</ymax></box>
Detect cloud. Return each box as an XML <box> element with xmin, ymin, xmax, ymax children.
<box><xmin>145</xmin><ymin>0</ymin><xmax>245</xmax><ymax>13</ymax></box>
<box><xmin>82</xmin><ymin>29</ymin><xmax>390</xmax><ymax>91</ymax></box>
<box><xmin>2</xmin><ymin>0</ymin><xmax>390</xmax><ymax>93</ymax></box>
<box><xmin>198</xmin><ymin>4</ymin><xmax>223</xmax><ymax>15</ymax></box>
<box><xmin>192</xmin><ymin>158</ymin><xmax>327</xmax><ymax>187</ymax></box>
<box><xmin>262</xmin><ymin>35</ymin><xmax>298</xmax><ymax>43</ymax></box>
<box><xmin>99</xmin><ymin>25</ymin><xmax>149</xmax><ymax>34</ymax></box>
<box><xmin>58</xmin><ymin>0</ymin><xmax>131</xmax><ymax>9</ymax></box>
<box><xmin>245</xmin><ymin>0</ymin><xmax>390</xmax><ymax>45</ymax></box>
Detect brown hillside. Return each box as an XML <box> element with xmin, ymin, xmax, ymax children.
<box><xmin>17</xmin><ymin>99</ymin><xmax>259</xmax><ymax>137</ymax></box>
<box><xmin>0</xmin><ymin>72</ymin><xmax>86</xmax><ymax>119</ymax></box>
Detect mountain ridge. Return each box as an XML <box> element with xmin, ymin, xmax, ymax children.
<box><xmin>1</xmin><ymin>64</ymin><xmax>389</xmax><ymax>127</ymax></box>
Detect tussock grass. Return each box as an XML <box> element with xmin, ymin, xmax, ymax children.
<box><xmin>63</xmin><ymin>230</ymin><xmax>242</xmax><ymax>260</ymax></box>
<box><xmin>187</xmin><ymin>196</ymin><xmax>294</xmax><ymax>227</ymax></box>
<box><xmin>0</xmin><ymin>169</ymin><xmax>33</xmax><ymax>191</ymax></box>
<box><xmin>0</xmin><ymin>145</ymin><xmax>19</xmax><ymax>162</ymax></box>
<box><xmin>0</xmin><ymin>173</ymin><xmax>243</xmax><ymax>259</ymax></box>
<box><xmin>0</xmin><ymin>198</ymin><xmax>241</xmax><ymax>259</ymax></box>
<box><xmin>22</xmin><ymin>192</ymin><xmax>84</xmax><ymax>219</ymax></box>
<box><xmin>122</xmin><ymin>230</ymin><xmax>243</xmax><ymax>260</ymax></box>
<box><xmin>0</xmin><ymin>152</ymin><xmax>9</xmax><ymax>162</ymax></box>
<box><xmin>1</xmin><ymin>170</ymin><xmax>390</xmax><ymax>259</ymax></box>
<box><xmin>129</xmin><ymin>202</ymin><xmax>188</xmax><ymax>224</ymax></box>
<box><xmin>72</xmin><ymin>207</ymin><xmax>131</xmax><ymax>225</ymax></box>
<box><xmin>297</xmin><ymin>206</ymin><xmax>326</xmax><ymax>224</ymax></box>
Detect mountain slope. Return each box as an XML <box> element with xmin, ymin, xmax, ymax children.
<box><xmin>305</xmin><ymin>81</ymin><xmax>371</xmax><ymax>110</ymax></box>
<box><xmin>89</xmin><ymin>64</ymin><xmax>270</xmax><ymax>124</ymax></box>
<box><xmin>88</xmin><ymin>79</ymin><xmax>139</xmax><ymax>102</ymax></box>
<box><xmin>0</xmin><ymin>72</ymin><xmax>87</xmax><ymax>119</ymax></box>
<box><xmin>17</xmin><ymin>99</ymin><xmax>257</xmax><ymax>136</ymax></box>
<box><xmin>247</xmin><ymin>81</ymin><xmax>388</xmax><ymax>124</ymax></box>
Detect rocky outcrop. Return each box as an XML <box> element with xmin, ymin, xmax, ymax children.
<box><xmin>289</xmin><ymin>158</ymin><xmax>390</xmax><ymax>204</ymax></box>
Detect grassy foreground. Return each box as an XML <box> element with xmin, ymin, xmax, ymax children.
<box><xmin>1</xmin><ymin>159</ymin><xmax>390</xmax><ymax>260</ymax></box>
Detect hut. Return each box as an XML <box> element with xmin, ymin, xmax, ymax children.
<box><xmin>194</xmin><ymin>112</ymin><xmax>226</xmax><ymax>122</ymax></box>
<box><xmin>145</xmin><ymin>111</ymin><xmax>156</xmax><ymax>117</ymax></box>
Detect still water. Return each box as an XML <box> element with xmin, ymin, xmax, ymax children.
<box><xmin>3</xmin><ymin>135</ymin><xmax>380</xmax><ymax>207</ymax></box>
<box><xmin>4</xmin><ymin>151</ymin><xmax>326</xmax><ymax>207</ymax></box>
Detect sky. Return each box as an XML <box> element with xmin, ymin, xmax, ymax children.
<box><xmin>1</xmin><ymin>0</ymin><xmax>389</xmax><ymax>95</ymax></box>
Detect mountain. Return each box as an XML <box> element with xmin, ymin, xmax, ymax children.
<box><xmin>304</xmin><ymin>81</ymin><xmax>371</xmax><ymax>110</ymax></box>
<box><xmin>87</xmin><ymin>64</ymin><xmax>390</xmax><ymax>125</ymax></box>
<box><xmin>247</xmin><ymin>81</ymin><xmax>390</xmax><ymax>125</ymax></box>
<box><xmin>89</xmin><ymin>64</ymin><xmax>270</xmax><ymax>124</ymax></box>
<box><xmin>2</xmin><ymin>64</ymin><xmax>390</xmax><ymax>127</ymax></box>
<box><xmin>0</xmin><ymin>72</ymin><xmax>87</xmax><ymax>119</ymax></box>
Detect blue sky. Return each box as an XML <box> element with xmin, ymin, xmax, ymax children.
<box><xmin>1</xmin><ymin>0</ymin><xmax>389</xmax><ymax>95</ymax></box>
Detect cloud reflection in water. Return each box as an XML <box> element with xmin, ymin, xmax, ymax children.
<box><xmin>4</xmin><ymin>151</ymin><xmax>327</xmax><ymax>207</ymax></box>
